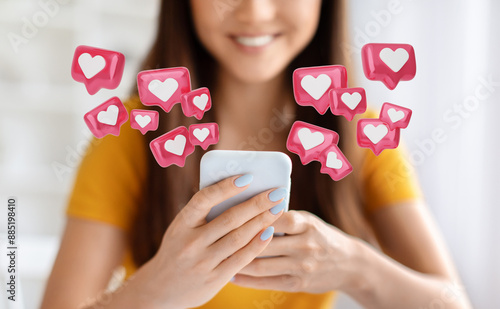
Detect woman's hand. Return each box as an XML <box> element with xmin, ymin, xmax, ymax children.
<box><xmin>232</xmin><ymin>210</ymin><xmax>360</xmax><ymax>294</ymax></box>
<box><xmin>131</xmin><ymin>175</ymin><xmax>286</xmax><ymax>309</ymax></box>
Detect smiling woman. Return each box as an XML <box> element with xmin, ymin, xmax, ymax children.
<box><xmin>40</xmin><ymin>1</ymin><xmax>472</xmax><ymax>309</ymax></box>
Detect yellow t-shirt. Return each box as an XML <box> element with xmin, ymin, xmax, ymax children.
<box><xmin>66</xmin><ymin>97</ymin><xmax>421</xmax><ymax>309</ymax></box>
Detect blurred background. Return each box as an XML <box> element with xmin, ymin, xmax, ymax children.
<box><xmin>0</xmin><ymin>0</ymin><xmax>498</xmax><ymax>308</ymax></box>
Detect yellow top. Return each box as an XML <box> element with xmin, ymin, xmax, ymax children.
<box><xmin>66</xmin><ymin>97</ymin><xmax>421</xmax><ymax>309</ymax></box>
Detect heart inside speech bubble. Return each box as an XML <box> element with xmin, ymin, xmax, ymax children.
<box><xmin>97</xmin><ymin>105</ymin><xmax>119</xmax><ymax>126</ymax></box>
<box><xmin>135</xmin><ymin>115</ymin><xmax>152</xmax><ymax>128</ymax></box>
<box><xmin>379</xmin><ymin>48</ymin><xmax>409</xmax><ymax>73</ymax></box>
<box><xmin>297</xmin><ymin>128</ymin><xmax>325</xmax><ymax>150</ymax></box>
<box><xmin>300</xmin><ymin>74</ymin><xmax>332</xmax><ymax>100</ymax></box>
<box><xmin>341</xmin><ymin>92</ymin><xmax>362</xmax><ymax>110</ymax></box>
<box><xmin>326</xmin><ymin>152</ymin><xmax>343</xmax><ymax>169</ymax></box>
<box><xmin>387</xmin><ymin>108</ymin><xmax>405</xmax><ymax>122</ymax></box>
<box><xmin>78</xmin><ymin>53</ymin><xmax>106</xmax><ymax>79</ymax></box>
<box><xmin>193</xmin><ymin>128</ymin><xmax>210</xmax><ymax>142</ymax></box>
<box><xmin>363</xmin><ymin>124</ymin><xmax>389</xmax><ymax>144</ymax></box>
<box><xmin>148</xmin><ymin>78</ymin><xmax>179</xmax><ymax>102</ymax></box>
<box><xmin>164</xmin><ymin>135</ymin><xmax>186</xmax><ymax>156</ymax></box>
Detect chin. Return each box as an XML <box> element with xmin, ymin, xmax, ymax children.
<box><xmin>227</xmin><ymin>62</ymin><xmax>288</xmax><ymax>84</ymax></box>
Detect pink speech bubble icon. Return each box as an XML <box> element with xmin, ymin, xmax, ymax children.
<box><xmin>83</xmin><ymin>97</ymin><xmax>129</xmax><ymax>139</ymax></box>
<box><xmin>361</xmin><ymin>43</ymin><xmax>416</xmax><ymax>90</ymax></box>
<box><xmin>130</xmin><ymin>109</ymin><xmax>159</xmax><ymax>135</ymax></box>
<box><xmin>329</xmin><ymin>87</ymin><xmax>367</xmax><ymax>121</ymax></box>
<box><xmin>293</xmin><ymin>65</ymin><xmax>347</xmax><ymax>114</ymax></box>
<box><xmin>379</xmin><ymin>103</ymin><xmax>412</xmax><ymax>130</ymax></box>
<box><xmin>71</xmin><ymin>45</ymin><xmax>125</xmax><ymax>95</ymax></box>
<box><xmin>188</xmin><ymin>123</ymin><xmax>219</xmax><ymax>150</ymax></box>
<box><xmin>357</xmin><ymin>119</ymin><xmax>400</xmax><ymax>156</ymax></box>
<box><xmin>150</xmin><ymin>126</ymin><xmax>195</xmax><ymax>168</ymax></box>
<box><xmin>137</xmin><ymin>67</ymin><xmax>192</xmax><ymax>113</ymax></box>
<box><xmin>286</xmin><ymin>121</ymin><xmax>339</xmax><ymax>165</ymax></box>
<box><xmin>318</xmin><ymin>144</ymin><xmax>353</xmax><ymax>181</ymax></box>
<box><xmin>180</xmin><ymin>87</ymin><xmax>212</xmax><ymax>120</ymax></box>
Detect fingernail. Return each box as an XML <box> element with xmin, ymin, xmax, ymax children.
<box><xmin>268</xmin><ymin>188</ymin><xmax>287</xmax><ymax>202</ymax></box>
<box><xmin>230</xmin><ymin>276</ymin><xmax>235</xmax><ymax>282</ymax></box>
<box><xmin>234</xmin><ymin>174</ymin><xmax>253</xmax><ymax>187</ymax></box>
<box><xmin>260</xmin><ymin>226</ymin><xmax>275</xmax><ymax>241</ymax></box>
<box><xmin>270</xmin><ymin>200</ymin><xmax>286</xmax><ymax>215</ymax></box>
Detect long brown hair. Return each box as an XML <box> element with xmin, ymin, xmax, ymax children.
<box><xmin>131</xmin><ymin>0</ymin><xmax>375</xmax><ymax>267</ymax></box>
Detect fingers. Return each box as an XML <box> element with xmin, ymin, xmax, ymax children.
<box><xmin>213</xmin><ymin>226</ymin><xmax>276</xmax><ymax>279</ymax></box>
<box><xmin>272</xmin><ymin>210</ymin><xmax>310</xmax><ymax>235</ymax></box>
<box><xmin>231</xmin><ymin>274</ymin><xmax>303</xmax><ymax>292</ymax></box>
<box><xmin>208</xmin><ymin>206</ymin><xmax>284</xmax><ymax>267</ymax></box>
<box><xmin>201</xmin><ymin>187</ymin><xmax>288</xmax><ymax>244</ymax></box>
<box><xmin>179</xmin><ymin>174</ymin><xmax>253</xmax><ymax>228</ymax></box>
<box><xmin>255</xmin><ymin>235</ymin><xmax>297</xmax><ymax>257</ymax></box>
<box><xmin>237</xmin><ymin>256</ymin><xmax>295</xmax><ymax>277</ymax></box>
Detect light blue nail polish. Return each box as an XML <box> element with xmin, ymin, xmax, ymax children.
<box><xmin>270</xmin><ymin>200</ymin><xmax>286</xmax><ymax>215</ymax></box>
<box><xmin>234</xmin><ymin>174</ymin><xmax>253</xmax><ymax>187</ymax></box>
<box><xmin>268</xmin><ymin>188</ymin><xmax>287</xmax><ymax>202</ymax></box>
<box><xmin>230</xmin><ymin>276</ymin><xmax>235</xmax><ymax>282</ymax></box>
<box><xmin>260</xmin><ymin>226</ymin><xmax>275</xmax><ymax>241</ymax></box>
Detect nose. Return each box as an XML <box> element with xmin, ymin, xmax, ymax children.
<box><xmin>232</xmin><ymin>0</ymin><xmax>277</xmax><ymax>25</ymax></box>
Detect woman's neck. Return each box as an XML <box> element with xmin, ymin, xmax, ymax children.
<box><xmin>212</xmin><ymin>67</ymin><xmax>296</xmax><ymax>151</ymax></box>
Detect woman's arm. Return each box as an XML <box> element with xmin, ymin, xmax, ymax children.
<box><xmin>344</xmin><ymin>200</ymin><xmax>472</xmax><ymax>309</ymax></box>
<box><xmin>40</xmin><ymin>217</ymin><xmax>129</xmax><ymax>309</ymax></box>
<box><xmin>234</xmin><ymin>201</ymin><xmax>472</xmax><ymax>308</ymax></box>
<box><xmin>41</xmin><ymin>175</ymin><xmax>288</xmax><ymax>309</ymax></box>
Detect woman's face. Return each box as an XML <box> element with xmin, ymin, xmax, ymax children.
<box><xmin>190</xmin><ymin>0</ymin><xmax>322</xmax><ymax>84</ymax></box>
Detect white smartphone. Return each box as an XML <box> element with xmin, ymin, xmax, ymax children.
<box><xmin>200</xmin><ymin>150</ymin><xmax>292</xmax><ymax>223</ymax></box>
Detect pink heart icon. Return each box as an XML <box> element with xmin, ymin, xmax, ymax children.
<box><xmin>329</xmin><ymin>87</ymin><xmax>367</xmax><ymax>121</ymax></box>
<box><xmin>318</xmin><ymin>144</ymin><xmax>353</xmax><ymax>181</ymax></box>
<box><xmin>293</xmin><ymin>65</ymin><xmax>347</xmax><ymax>114</ymax></box>
<box><xmin>83</xmin><ymin>97</ymin><xmax>128</xmax><ymax>139</ymax></box>
<box><xmin>137</xmin><ymin>67</ymin><xmax>192</xmax><ymax>113</ymax></box>
<box><xmin>188</xmin><ymin>123</ymin><xmax>219</xmax><ymax>150</ymax></box>
<box><xmin>130</xmin><ymin>109</ymin><xmax>159</xmax><ymax>135</ymax></box>
<box><xmin>180</xmin><ymin>87</ymin><xmax>212</xmax><ymax>120</ymax></box>
<box><xmin>150</xmin><ymin>126</ymin><xmax>195</xmax><ymax>167</ymax></box>
<box><xmin>361</xmin><ymin>43</ymin><xmax>416</xmax><ymax>90</ymax></box>
<box><xmin>286</xmin><ymin>121</ymin><xmax>339</xmax><ymax>165</ymax></box>
<box><xmin>379</xmin><ymin>103</ymin><xmax>412</xmax><ymax>130</ymax></box>
<box><xmin>71</xmin><ymin>45</ymin><xmax>125</xmax><ymax>95</ymax></box>
<box><xmin>357</xmin><ymin>118</ymin><xmax>400</xmax><ymax>155</ymax></box>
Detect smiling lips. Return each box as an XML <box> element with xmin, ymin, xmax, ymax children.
<box><xmin>230</xmin><ymin>34</ymin><xmax>280</xmax><ymax>49</ymax></box>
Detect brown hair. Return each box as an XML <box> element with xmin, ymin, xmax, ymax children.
<box><xmin>131</xmin><ymin>0</ymin><xmax>375</xmax><ymax>267</ymax></box>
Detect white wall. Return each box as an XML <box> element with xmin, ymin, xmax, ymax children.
<box><xmin>337</xmin><ymin>0</ymin><xmax>500</xmax><ymax>308</ymax></box>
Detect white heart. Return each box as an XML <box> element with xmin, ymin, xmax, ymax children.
<box><xmin>148</xmin><ymin>78</ymin><xmax>179</xmax><ymax>102</ymax></box>
<box><xmin>300</xmin><ymin>74</ymin><xmax>332</xmax><ymax>100</ymax></box>
<box><xmin>363</xmin><ymin>124</ymin><xmax>389</xmax><ymax>144</ymax></box>
<box><xmin>379</xmin><ymin>48</ymin><xmax>409</xmax><ymax>73</ymax></box>
<box><xmin>387</xmin><ymin>108</ymin><xmax>405</xmax><ymax>123</ymax></box>
<box><xmin>341</xmin><ymin>92</ymin><xmax>362</xmax><ymax>110</ymax></box>
<box><xmin>298</xmin><ymin>128</ymin><xmax>325</xmax><ymax>150</ymax></box>
<box><xmin>326</xmin><ymin>152</ymin><xmax>343</xmax><ymax>169</ymax></box>
<box><xmin>97</xmin><ymin>105</ymin><xmax>119</xmax><ymax>126</ymax></box>
<box><xmin>135</xmin><ymin>115</ymin><xmax>152</xmax><ymax>128</ymax></box>
<box><xmin>78</xmin><ymin>53</ymin><xmax>106</xmax><ymax>79</ymax></box>
<box><xmin>164</xmin><ymin>135</ymin><xmax>186</xmax><ymax>156</ymax></box>
<box><xmin>193</xmin><ymin>128</ymin><xmax>210</xmax><ymax>142</ymax></box>
<box><xmin>193</xmin><ymin>94</ymin><xmax>208</xmax><ymax>110</ymax></box>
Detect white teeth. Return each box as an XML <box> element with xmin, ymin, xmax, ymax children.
<box><xmin>235</xmin><ymin>35</ymin><xmax>274</xmax><ymax>47</ymax></box>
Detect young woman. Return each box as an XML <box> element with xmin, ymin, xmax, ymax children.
<box><xmin>42</xmin><ymin>1</ymin><xmax>471</xmax><ymax>308</ymax></box>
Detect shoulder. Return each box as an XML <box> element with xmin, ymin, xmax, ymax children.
<box><xmin>66</xmin><ymin>96</ymin><xmax>149</xmax><ymax>230</ymax></box>
<box><xmin>357</xmin><ymin>108</ymin><xmax>423</xmax><ymax>213</ymax></box>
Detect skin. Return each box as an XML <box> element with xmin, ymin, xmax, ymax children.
<box><xmin>41</xmin><ymin>0</ymin><xmax>472</xmax><ymax>308</ymax></box>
